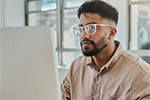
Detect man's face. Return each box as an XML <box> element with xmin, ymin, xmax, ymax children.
<box><xmin>79</xmin><ymin>13</ymin><xmax>111</xmax><ymax>56</ymax></box>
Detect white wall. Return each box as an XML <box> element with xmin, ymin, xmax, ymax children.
<box><xmin>0</xmin><ymin>0</ymin><xmax>25</xmax><ymax>28</ymax></box>
<box><xmin>0</xmin><ymin>0</ymin><xmax>4</xmax><ymax>28</ymax></box>
<box><xmin>110</xmin><ymin>0</ymin><xmax>128</xmax><ymax>49</ymax></box>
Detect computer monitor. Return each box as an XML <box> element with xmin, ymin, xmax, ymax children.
<box><xmin>0</xmin><ymin>25</ymin><xmax>60</xmax><ymax>100</ymax></box>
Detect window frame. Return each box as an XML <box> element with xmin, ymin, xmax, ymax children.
<box><xmin>25</xmin><ymin>0</ymin><xmax>82</xmax><ymax>67</ymax></box>
<box><xmin>128</xmin><ymin>0</ymin><xmax>150</xmax><ymax>64</ymax></box>
<box><xmin>57</xmin><ymin>0</ymin><xmax>82</xmax><ymax>67</ymax></box>
<box><xmin>25</xmin><ymin>0</ymin><xmax>150</xmax><ymax>66</ymax></box>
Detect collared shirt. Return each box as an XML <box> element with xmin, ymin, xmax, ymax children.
<box><xmin>61</xmin><ymin>41</ymin><xmax>150</xmax><ymax>100</ymax></box>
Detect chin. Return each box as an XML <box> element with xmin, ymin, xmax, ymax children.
<box><xmin>82</xmin><ymin>49</ymin><xmax>96</xmax><ymax>56</ymax></box>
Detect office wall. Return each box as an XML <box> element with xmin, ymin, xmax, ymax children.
<box><xmin>110</xmin><ymin>0</ymin><xmax>128</xmax><ymax>49</ymax></box>
<box><xmin>0</xmin><ymin>0</ymin><xmax>25</xmax><ymax>28</ymax></box>
<box><xmin>0</xmin><ymin>0</ymin><xmax>4</xmax><ymax>28</ymax></box>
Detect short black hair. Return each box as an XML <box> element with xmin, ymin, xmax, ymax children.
<box><xmin>77</xmin><ymin>0</ymin><xmax>119</xmax><ymax>25</ymax></box>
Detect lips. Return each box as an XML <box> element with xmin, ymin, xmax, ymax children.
<box><xmin>82</xmin><ymin>41</ymin><xmax>92</xmax><ymax>47</ymax></box>
<box><xmin>80</xmin><ymin>38</ymin><xmax>95</xmax><ymax>48</ymax></box>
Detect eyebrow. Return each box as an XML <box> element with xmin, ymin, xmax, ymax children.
<box><xmin>78</xmin><ymin>22</ymin><xmax>98</xmax><ymax>26</ymax></box>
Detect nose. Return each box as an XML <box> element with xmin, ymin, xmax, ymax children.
<box><xmin>80</xmin><ymin>29</ymin><xmax>90</xmax><ymax>39</ymax></box>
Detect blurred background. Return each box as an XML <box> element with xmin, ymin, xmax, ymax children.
<box><xmin>0</xmin><ymin>0</ymin><xmax>150</xmax><ymax>99</ymax></box>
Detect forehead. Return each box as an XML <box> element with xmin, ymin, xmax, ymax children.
<box><xmin>79</xmin><ymin>13</ymin><xmax>107</xmax><ymax>25</ymax></box>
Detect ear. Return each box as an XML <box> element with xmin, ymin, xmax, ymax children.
<box><xmin>108</xmin><ymin>28</ymin><xmax>117</xmax><ymax>39</ymax></box>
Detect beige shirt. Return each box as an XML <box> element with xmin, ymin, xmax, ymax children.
<box><xmin>61</xmin><ymin>41</ymin><xmax>150</xmax><ymax>100</ymax></box>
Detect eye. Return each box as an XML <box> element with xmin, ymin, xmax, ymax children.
<box><xmin>89</xmin><ymin>26</ymin><xmax>95</xmax><ymax>30</ymax></box>
<box><xmin>88</xmin><ymin>24</ymin><xmax>95</xmax><ymax>30</ymax></box>
<box><xmin>79</xmin><ymin>26</ymin><xmax>83</xmax><ymax>32</ymax></box>
<box><xmin>79</xmin><ymin>27</ymin><xmax>82</xmax><ymax>31</ymax></box>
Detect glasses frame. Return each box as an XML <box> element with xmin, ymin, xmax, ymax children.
<box><xmin>73</xmin><ymin>23</ymin><xmax>114</xmax><ymax>37</ymax></box>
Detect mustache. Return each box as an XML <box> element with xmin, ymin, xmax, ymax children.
<box><xmin>80</xmin><ymin>38</ymin><xmax>95</xmax><ymax>45</ymax></box>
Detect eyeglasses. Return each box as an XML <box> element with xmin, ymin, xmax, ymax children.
<box><xmin>73</xmin><ymin>23</ymin><xmax>114</xmax><ymax>37</ymax></box>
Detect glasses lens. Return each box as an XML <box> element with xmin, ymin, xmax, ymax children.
<box><xmin>73</xmin><ymin>26</ymin><xmax>81</xmax><ymax>37</ymax></box>
<box><xmin>86</xmin><ymin>24</ymin><xmax>96</xmax><ymax>35</ymax></box>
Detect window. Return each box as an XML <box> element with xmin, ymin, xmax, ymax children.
<box><xmin>25</xmin><ymin>0</ymin><xmax>84</xmax><ymax>67</ymax></box>
<box><xmin>26</xmin><ymin>0</ymin><xmax>57</xmax><ymax>52</ymax></box>
<box><xmin>129</xmin><ymin>0</ymin><xmax>150</xmax><ymax>64</ymax></box>
<box><xmin>57</xmin><ymin>0</ymin><xmax>84</xmax><ymax>66</ymax></box>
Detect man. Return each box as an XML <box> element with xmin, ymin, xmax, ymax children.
<box><xmin>61</xmin><ymin>0</ymin><xmax>150</xmax><ymax>100</ymax></box>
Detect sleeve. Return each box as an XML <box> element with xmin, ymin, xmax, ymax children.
<box><xmin>132</xmin><ymin>72</ymin><xmax>150</xmax><ymax>100</ymax></box>
<box><xmin>60</xmin><ymin>59</ymin><xmax>77</xmax><ymax>100</ymax></box>
<box><xmin>61</xmin><ymin>76</ymin><xmax>71</xmax><ymax>100</ymax></box>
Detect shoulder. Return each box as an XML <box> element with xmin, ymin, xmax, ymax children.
<box><xmin>70</xmin><ymin>55</ymin><xmax>88</xmax><ymax>70</ymax></box>
<box><xmin>67</xmin><ymin>55</ymin><xmax>92</xmax><ymax>75</ymax></box>
<box><xmin>66</xmin><ymin>56</ymin><xmax>90</xmax><ymax>81</ymax></box>
<box><xmin>113</xmin><ymin>50</ymin><xmax>150</xmax><ymax>96</ymax></box>
<box><xmin>72</xmin><ymin>55</ymin><xmax>87</xmax><ymax>65</ymax></box>
<box><xmin>121</xmin><ymin>50</ymin><xmax>150</xmax><ymax>74</ymax></box>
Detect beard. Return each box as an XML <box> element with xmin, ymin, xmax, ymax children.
<box><xmin>80</xmin><ymin>37</ymin><xmax>108</xmax><ymax>56</ymax></box>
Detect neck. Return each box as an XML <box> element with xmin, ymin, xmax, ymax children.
<box><xmin>93</xmin><ymin>41</ymin><xmax>117</xmax><ymax>70</ymax></box>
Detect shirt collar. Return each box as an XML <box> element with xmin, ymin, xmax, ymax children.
<box><xmin>86</xmin><ymin>41</ymin><xmax>124</xmax><ymax>74</ymax></box>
